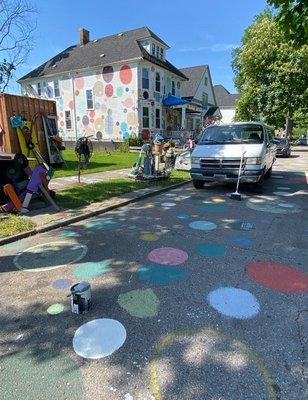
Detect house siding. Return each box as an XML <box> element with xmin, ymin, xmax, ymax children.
<box><xmin>194</xmin><ymin>68</ymin><xmax>215</xmax><ymax>106</ymax></box>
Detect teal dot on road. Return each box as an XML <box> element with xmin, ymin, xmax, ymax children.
<box><xmin>59</xmin><ymin>229</ymin><xmax>76</xmax><ymax>237</ymax></box>
<box><xmin>73</xmin><ymin>260</ymin><xmax>111</xmax><ymax>279</ymax></box>
<box><xmin>230</xmin><ymin>237</ymin><xmax>253</xmax><ymax>247</ymax></box>
<box><xmin>138</xmin><ymin>264</ymin><xmax>187</xmax><ymax>285</ymax></box>
<box><xmin>197</xmin><ymin>242</ymin><xmax>227</xmax><ymax>257</ymax></box>
<box><xmin>47</xmin><ymin>303</ymin><xmax>64</xmax><ymax>315</ymax></box>
<box><xmin>189</xmin><ymin>220</ymin><xmax>217</xmax><ymax>231</ymax></box>
<box><xmin>86</xmin><ymin>218</ymin><xmax>120</xmax><ymax>230</ymax></box>
<box><xmin>199</xmin><ymin>204</ymin><xmax>228</xmax><ymax>213</ymax></box>
<box><xmin>177</xmin><ymin>213</ymin><xmax>189</xmax><ymax>220</ymax></box>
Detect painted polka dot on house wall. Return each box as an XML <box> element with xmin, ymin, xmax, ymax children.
<box><xmin>82</xmin><ymin>115</ymin><xmax>89</xmax><ymax>125</ymax></box>
<box><xmin>93</xmin><ymin>81</ymin><xmax>104</xmax><ymax>97</ymax></box>
<box><xmin>95</xmin><ymin>117</ymin><xmax>104</xmax><ymax>131</ymax></box>
<box><xmin>127</xmin><ymin>112</ymin><xmax>137</xmax><ymax>125</ymax></box>
<box><xmin>75</xmin><ymin>90</ymin><xmax>79</xmax><ymax>96</ymax></box>
<box><xmin>75</xmin><ymin>77</ymin><xmax>84</xmax><ymax>90</ymax></box>
<box><xmin>103</xmin><ymin>66</ymin><xmax>114</xmax><ymax>82</ymax></box>
<box><xmin>120</xmin><ymin>65</ymin><xmax>132</xmax><ymax>84</ymax></box>
<box><xmin>122</xmin><ymin>98</ymin><xmax>134</xmax><ymax>108</ymax></box>
<box><xmin>89</xmin><ymin>110</ymin><xmax>95</xmax><ymax>119</ymax></box>
<box><xmin>117</xmin><ymin>87</ymin><xmax>124</xmax><ymax>97</ymax></box>
<box><xmin>105</xmin><ymin>84</ymin><xmax>113</xmax><ymax>97</ymax></box>
<box><xmin>61</xmin><ymin>79</ymin><xmax>71</xmax><ymax>90</ymax></box>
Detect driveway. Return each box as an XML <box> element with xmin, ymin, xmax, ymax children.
<box><xmin>0</xmin><ymin>150</ymin><xmax>307</xmax><ymax>400</ymax></box>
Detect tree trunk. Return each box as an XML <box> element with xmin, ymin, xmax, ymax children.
<box><xmin>285</xmin><ymin>113</ymin><xmax>293</xmax><ymax>137</ymax></box>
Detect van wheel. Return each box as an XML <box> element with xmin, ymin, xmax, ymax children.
<box><xmin>265</xmin><ymin>166</ymin><xmax>272</xmax><ymax>179</ymax></box>
<box><xmin>193</xmin><ymin>179</ymin><xmax>204</xmax><ymax>189</ymax></box>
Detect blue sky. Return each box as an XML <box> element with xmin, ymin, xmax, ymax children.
<box><xmin>13</xmin><ymin>0</ymin><xmax>267</xmax><ymax>93</ymax></box>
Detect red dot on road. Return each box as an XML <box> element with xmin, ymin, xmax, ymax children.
<box><xmin>246</xmin><ymin>261</ymin><xmax>308</xmax><ymax>292</ymax></box>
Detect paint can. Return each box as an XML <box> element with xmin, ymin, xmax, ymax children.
<box><xmin>69</xmin><ymin>282</ymin><xmax>92</xmax><ymax>314</ymax></box>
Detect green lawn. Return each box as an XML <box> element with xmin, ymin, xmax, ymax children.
<box><xmin>53</xmin><ymin>149</ymin><xmax>138</xmax><ymax>178</ymax></box>
<box><xmin>56</xmin><ymin>170</ymin><xmax>190</xmax><ymax>209</ymax></box>
<box><xmin>0</xmin><ymin>215</ymin><xmax>35</xmax><ymax>238</ymax></box>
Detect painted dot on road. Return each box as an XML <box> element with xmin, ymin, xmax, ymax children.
<box><xmin>52</xmin><ymin>278</ymin><xmax>72</xmax><ymax>289</ymax></box>
<box><xmin>273</xmin><ymin>191</ymin><xmax>290</xmax><ymax>196</ymax></box>
<box><xmin>59</xmin><ymin>229</ymin><xmax>76</xmax><ymax>237</ymax></box>
<box><xmin>230</xmin><ymin>237</ymin><xmax>253</xmax><ymax>247</ymax></box>
<box><xmin>47</xmin><ymin>303</ymin><xmax>64</xmax><ymax>315</ymax></box>
<box><xmin>207</xmin><ymin>287</ymin><xmax>260</xmax><ymax>319</ymax></box>
<box><xmin>199</xmin><ymin>204</ymin><xmax>228</xmax><ymax>213</ymax></box>
<box><xmin>246</xmin><ymin>198</ymin><xmax>301</xmax><ymax>214</ymax></box>
<box><xmin>177</xmin><ymin>213</ymin><xmax>190</xmax><ymax>220</ymax></box>
<box><xmin>14</xmin><ymin>242</ymin><xmax>87</xmax><ymax>271</ymax></box>
<box><xmin>73</xmin><ymin>319</ymin><xmax>127</xmax><ymax>359</ymax></box>
<box><xmin>118</xmin><ymin>289</ymin><xmax>159</xmax><ymax>318</ymax></box>
<box><xmin>140</xmin><ymin>232</ymin><xmax>159</xmax><ymax>241</ymax></box>
<box><xmin>189</xmin><ymin>220</ymin><xmax>217</xmax><ymax>231</ymax></box>
<box><xmin>246</xmin><ymin>261</ymin><xmax>308</xmax><ymax>292</ymax></box>
<box><xmin>212</xmin><ymin>197</ymin><xmax>225</xmax><ymax>203</ymax></box>
<box><xmin>277</xmin><ymin>187</ymin><xmax>291</xmax><ymax>190</ymax></box>
<box><xmin>278</xmin><ymin>202</ymin><xmax>294</xmax><ymax>208</ymax></box>
<box><xmin>3</xmin><ymin>241</ymin><xmax>29</xmax><ymax>252</ymax></box>
<box><xmin>148</xmin><ymin>247</ymin><xmax>188</xmax><ymax>265</ymax></box>
<box><xmin>86</xmin><ymin>218</ymin><xmax>120</xmax><ymax>230</ymax></box>
<box><xmin>73</xmin><ymin>260</ymin><xmax>110</xmax><ymax>280</ymax></box>
<box><xmin>138</xmin><ymin>264</ymin><xmax>187</xmax><ymax>285</ymax></box>
<box><xmin>161</xmin><ymin>202</ymin><xmax>176</xmax><ymax>207</ymax></box>
<box><xmin>197</xmin><ymin>242</ymin><xmax>227</xmax><ymax>257</ymax></box>
<box><xmin>165</xmin><ymin>193</ymin><xmax>177</xmax><ymax>197</ymax></box>
<box><xmin>229</xmin><ymin>221</ymin><xmax>255</xmax><ymax>231</ymax></box>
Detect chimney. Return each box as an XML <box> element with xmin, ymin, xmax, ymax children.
<box><xmin>79</xmin><ymin>28</ymin><xmax>90</xmax><ymax>45</ymax></box>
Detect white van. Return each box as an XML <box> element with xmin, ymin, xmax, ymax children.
<box><xmin>190</xmin><ymin>122</ymin><xmax>276</xmax><ymax>189</ymax></box>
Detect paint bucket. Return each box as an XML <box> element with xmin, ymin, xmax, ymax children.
<box><xmin>69</xmin><ymin>282</ymin><xmax>91</xmax><ymax>314</ymax></box>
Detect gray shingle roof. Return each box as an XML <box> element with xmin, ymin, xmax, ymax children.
<box><xmin>18</xmin><ymin>27</ymin><xmax>186</xmax><ymax>81</ymax></box>
<box><xmin>213</xmin><ymin>84</ymin><xmax>240</xmax><ymax>107</ymax></box>
<box><xmin>179</xmin><ymin>65</ymin><xmax>208</xmax><ymax>98</ymax></box>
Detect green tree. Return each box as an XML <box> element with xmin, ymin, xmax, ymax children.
<box><xmin>267</xmin><ymin>0</ymin><xmax>308</xmax><ymax>47</ymax></box>
<box><xmin>232</xmin><ymin>11</ymin><xmax>308</xmax><ymax>134</ymax></box>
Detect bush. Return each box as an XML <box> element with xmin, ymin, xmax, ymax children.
<box><xmin>128</xmin><ymin>133</ymin><xmax>144</xmax><ymax>147</ymax></box>
<box><xmin>117</xmin><ymin>140</ymin><xmax>130</xmax><ymax>153</ymax></box>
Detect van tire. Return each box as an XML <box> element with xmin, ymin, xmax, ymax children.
<box><xmin>193</xmin><ymin>179</ymin><xmax>204</xmax><ymax>189</ymax></box>
<box><xmin>265</xmin><ymin>166</ymin><xmax>272</xmax><ymax>179</ymax></box>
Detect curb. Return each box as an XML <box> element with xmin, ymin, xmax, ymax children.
<box><xmin>0</xmin><ymin>179</ymin><xmax>191</xmax><ymax>246</ymax></box>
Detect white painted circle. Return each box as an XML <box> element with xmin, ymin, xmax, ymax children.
<box><xmin>161</xmin><ymin>202</ymin><xmax>176</xmax><ymax>207</ymax></box>
<box><xmin>165</xmin><ymin>193</ymin><xmax>177</xmax><ymax>197</ymax></box>
<box><xmin>277</xmin><ymin>187</ymin><xmax>291</xmax><ymax>190</ymax></box>
<box><xmin>278</xmin><ymin>202</ymin><xmax>294</xmax><ymax>208</ymax></box>
<box><xmin>14</xmin><ymin>241</ymin><xmax>88</xmax><ymax>272</ymax></box>
<box><xmin>273</xmin><ymin>191</ymin><xmax>290</xmax><ymax>196</ymax></box>
<box><xmin>189</xmin><ymin>220</ymin><xmax>217</xmax><ymax>231</ymax></box>
<box><xmin>272</xmin><ymin>175</ymin><xmax>284</xmax><ymax>179</ymax></box>
<box><xmin>207</xmin><ymin>287</ymin><xmax>260</xmax><ymax>319</ymax></box>
<box><xmin>73</xmin><ymin>319</ymin><xmax>127</xmax><ymax>359</ymax></box>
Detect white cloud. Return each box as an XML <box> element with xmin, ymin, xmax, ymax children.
<box><xmin>178</xmin><ymin>43</ymin><xmax>238</xmax><ymax>53</ymax></box>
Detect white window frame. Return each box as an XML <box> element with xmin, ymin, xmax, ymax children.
<box><xmin>155</xmin><ymin>108</ymin><xmax>161</xmax><ymax>129</ymax></box>
<box><xmin>155</xmin><ymin>72</ymin><xmax>161</xmax><ymax>92</ymax></box>
<box><xmin>160</xmin><ymin>48</ymin><xmax>163</xmax><ymax>60</ymax></box>
<box><xmin>171</xmin><ymin>81</ymin><xmax>175</xmax><ymax>96</ymax></box>
<box><xmin>151</xmin><ymin>43</ymin><xmax>155</xmax><ymax>56</ymax></box>
<box><xmin>37</xmin><ymin>82</ymin><xmax>41</xmax><ymax>96</ymax></box>
<box><xmin>142</xmin><ymin>68</ymin><xmax>149</xmax><ymax>89</ymax></box>
<box><xmin>142</xmin><ymin>106</ymin><xmax>149</xmax><ymax>128</ymax></box>
<box><xmin>86</xmin><ymin>89</ymin><xmax>94</xmax><ymax>110</ymax></box>
<box><xmin>65</xmin><ymin>110</ymin><xmax>72</xmax><ymax>130</ymax></box>
<box><xmin>156</xmin><ymin>46</ymin><xmax>159</xmax><ymax>59</ymax></box>
<box><xmin>54</xmin><ymin>79</ymin><xmax>60</xmax><ymax>98</ymax></box>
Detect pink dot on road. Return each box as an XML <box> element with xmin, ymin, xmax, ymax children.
<box><xmin>148</xmin><ymin>247</ymin><xmax>188</xmax><ymax>265</ymax></box>
<box><xmin>246</xmin><ymin>261</ymin><xmax>308</xmax><ymax>292</ymax></box>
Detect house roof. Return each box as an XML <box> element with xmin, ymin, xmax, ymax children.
<box><xmin>213</xmin><ymin>84</ymin><xmax>240</xmax><ymax>107</ymax></box>
<box><xmin>179</xmin><ymin>65</ymin><xmax>208</xmax><ymax>98</ymax></box>
<box><xmin>18</xmin><ymin>27</ymin><xmax>186</xmax><ymax>82</ymax></box>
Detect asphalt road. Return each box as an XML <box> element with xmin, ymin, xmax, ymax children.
<box><xmin>0</xmin><ymin>149</ymin><xmax>307</xmax><ymax>400</ymax></box>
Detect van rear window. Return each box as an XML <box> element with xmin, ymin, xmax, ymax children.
<box><xmin>199</xmin><ymin>124</ymin><xmax>264</xmax><ymax>144</ymax></box>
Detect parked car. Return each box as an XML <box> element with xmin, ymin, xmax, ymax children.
<box><xmin>273</xmin><ymin>137</ymin><xmax>291</xmax><ymax>157</ymax></box>
<box><xmin>295</xmin><ymin>137</ymin><xmax>308</xmax><ymax>146</ymax></box>
<box><xmin>190</xmin><ymin>122</ymin><xmax>276</xmax><ymax>189</ymax></box>
<box><xmin>174</xmin><ymin>150</ymin><xmax>191</xmax><ymax>171</ymax></box>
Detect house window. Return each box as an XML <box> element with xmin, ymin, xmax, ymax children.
<box><xmin>204</xmin><ymin>76</ymin><xmax>208</xmax><ymax>86</ymax></box>
<box><xmin>160</xmin><ymin>48</ymin><xmax>163</xmax><ymax>60</ymax></box>
<box><xmin>86</xmin><ymin>89</ymin><xmax>94</xmax><ymax>109</ymax></box>
<box><xmin>54</xmin><ymin>80</ymin><xmax>60</xmax><ymax>97</ymax></box>
<box><xmin>155</xmin><ymin>108</ymin><xmax>160</xmax><ymax>129</ymax></box>
<box><xmin>156</xmin><ymin>46</ymin><xmax>159</xmax><ymax>59</ymax></box>
<box><xmin>155</xmin><ymin>72</ymin><xmax>161</xmax><ymax>92</ymax></box>
<box><xmin>202</xmin><ymin>92</ymin><xmax>208</xmax><ymax>105</ymax></box>
<box><xmin>151</xmin><ymin>43</ymin><xmax>155</xmax><ymax>56</ymax></box>
<box><xmin>37</xmin><ymin>82</ymin><xmax>41</xmax><ymax>96</ymax></box>
<box><xmin>142</xmin><ymin>68</ymin><xmax>149</xmax><ymax>89</ymax></box>
<box><xmin>142</xmin><ymin>107</ymin><xmax>149</xmax><ymax>128</ymax></box>
<box><xmin>171</xmin><ymin>81</ymin><xmax>175</xmax><ymax>96</ymax></box>
<box><xmin>65</xmin><ymin>110</ymin><xmax>72</xmax><ymax>130</ymax></box>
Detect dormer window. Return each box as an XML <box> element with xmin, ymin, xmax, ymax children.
<box><xmin>151</xmin><ymin>43</ymin><xmax>155</xmax><ymax>56</ymax></box>
<box><xmin>171</xmin><ymin>81</ymin><xmax>175</xmax><ymax>96</ymax></box>
<box><xmin>156</xmin><ymin>46</ymin><xmax>159</xmax><ymax>59</ymax></box>
<box><xmin>160</xmin><ymin>48</ymin><xmax>163</xmax><ymax>60</ymax></box>
<box><xmin>155</xmin><ymin>72</ymin><xmax>161</xmax><ymax>92</ymax></box>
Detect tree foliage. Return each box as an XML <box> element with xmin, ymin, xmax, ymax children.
<box><xmin>267</xmin><ymin>0</ymin><xmax>308</xmax><ymax>47</ymax></box>
<box><xmin>232</xmin><ymin>11</ymin><xmax>308</xmax><ymax>130</ymax></box>
<box><xmin>0</xmin><ymin>0</ymin><xmax>36</xmax><ymax>92</ymax></box>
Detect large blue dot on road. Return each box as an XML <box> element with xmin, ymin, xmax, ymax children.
<box><xmin>197</xmin><ymin>242</ymin><xmax>227</xmax><ymax>257</ymax></box>
<box><xmin>207</xmin><ymin>287</ymin><xmax>260</xmax><ymax>319</ymax></box>
<box><xmin>230</xmin><ymin>237</ymin><xmax>253</xmax><ymax>247</ymax></box>
<box><xmin>189</xmin><ymin>220</ymin><xmax>217</xmax><ymax>231</ymax></box>
<box><xmin>73</xmin><ymin>260</ymin><xmax>111</xmax><ymax>279</ymax></box>
<box><xmin>86</xmin><ymin>218</ymin><xmax>120</xmax><ymax>230</ymax></box>
<box><xmin>138</xmin><ymin>264</ymin><xmax>187</xmax><ymax>285</ymax></box>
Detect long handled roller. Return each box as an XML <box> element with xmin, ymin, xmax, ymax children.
<box><xmin>230</xmin><ymin>148</ymin><xmax>246</xmax><ymax>201</ymax></box>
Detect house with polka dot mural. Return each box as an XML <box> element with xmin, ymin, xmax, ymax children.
<box><xmin>18</xmin><ymin>27</ymin><xmax>189</xmax><ymax>142</ymax></box>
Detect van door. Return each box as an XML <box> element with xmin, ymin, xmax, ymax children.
<box><xmin>265</xmin><ymin>127</ymin><xmax>276</xmax><ymax>168</ymax></box>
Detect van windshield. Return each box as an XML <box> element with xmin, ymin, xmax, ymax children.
<box><xmin>198</xmin><ymin>124</ymin><xmax>264</xmax><ymax>144</ymax></box>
